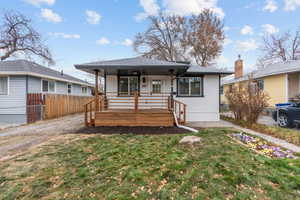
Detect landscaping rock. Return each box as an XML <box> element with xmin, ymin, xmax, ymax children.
<box><xmin>179</xmin><ymin>136</ymin><xmax>201</xmax><ymax>144</ymax></box>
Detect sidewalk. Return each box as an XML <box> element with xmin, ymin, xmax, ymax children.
<box><xmin>188</xmin><ymin>120</ymin><xmax>300</xmax><ymax>153</ymax></box>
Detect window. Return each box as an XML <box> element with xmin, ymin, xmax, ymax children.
<box><xmin>152</xmin><ymin>80</ymin><xmax>161</xmax><ymax>94</ymax></box>
<box><xmin>177</xmin><ymin>77</ymin><xmax>203</xmax><ymax>97</ymax></box>
<box><xmin>220</xmin><ymin>86</ymin><xmax>224</xmax><ymax>95</ymax></box>
<box><xmin>257</xmin><ymin>80</ymin><xmax>264</xmax><ymax>90</ymax></box>
<box><xmin>118</xmin><ymin>76</ymin><xmax>139</xmax><ymax>96</ymax></box>
<box><xmin>82</xmin><ymin>87</ymin><xmax>87</xmax><ymax>94</ymax></box>
<box><xmin>67</xmin><ymin>84</ymin><xmax>72</xmax><ymax>94</ymax></box>
<box><xmin>42</xmin><ymin>80</ymin><xmax>55</xmax><ymax>93</ymax></box>
<box><xmin>0</xmin><ymin>76</ymin><xmax>8</xmax><ymax>95</ymax></box>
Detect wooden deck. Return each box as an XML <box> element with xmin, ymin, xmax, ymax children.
<box><xmin>94</xmin><ymin>109</ymin><xmax>174</xmax><ymax>127</ymax></box>
<box><xmin>84</xmin><ymin>93</ymin><xmax>186</xmax><ymax>127</ymax></box>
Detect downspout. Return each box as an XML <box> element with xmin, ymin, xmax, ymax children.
<box><xmin>172</xmin><ymin>111</ymin><xmax>198</xmax><ymax>133</ymax></box>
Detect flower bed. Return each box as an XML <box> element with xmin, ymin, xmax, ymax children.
<box><xmin>231</xmin><ymin>133</ymin><xmax>297</xmax><ymax>159</ymax></box>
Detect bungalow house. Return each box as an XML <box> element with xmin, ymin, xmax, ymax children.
<box><xmin>221</xmin><ymin>58</ymin><xmax>300</xmax><ymax>107</ymax></box>
<box><xmin>0</xmin><ymin>59</ymin><xmax>93</xmax><ymax>124</ymax></box>
<box><xmin>75</xmin><ymin>56</ymin><xmax>232</xmax><ymax>127</ymax></box>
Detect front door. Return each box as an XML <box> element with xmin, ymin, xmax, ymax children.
<box><xmin>118</xmin><ymin>76</ymin><xmax>139</xmax><ymax>96</ymax></box>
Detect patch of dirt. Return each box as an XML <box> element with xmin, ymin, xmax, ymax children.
<box><xmin>75</xmin><ymin>126</ymin><xmax>190</xmax><ymax>135</ymax></box>
<box><xmin>0</xmin><ymin>114</ymin><xmax>85</xmax><ymax>160</ymax></box>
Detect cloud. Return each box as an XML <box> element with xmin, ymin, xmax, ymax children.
<box><xmin>135</xmin><ymin>0</ymin><xmax>225</xmax><ymax>21</ymax></box>
<box><xmin>24</xmin><ymin>0</ymin><xmax>55</xmax><ymax>6</ymax></box>
<box><xmin>163</xmin><ymin>0</ymin><xmax>225</xmax><ymax>19</ymax></box>
<box><xmin>96</xmin><ymin>37</ymin><xmax>110</xmax><ymax>45</ymax></box>
<box><xmin>224</xmin><ymin>26</ymin><xmax>230</xmax><ymax>31</ymax></box>
<box><xmin>284</xmin><ymin>0</ymin><xmax>300</xmax><ymax>11</ymax></box>
<box><xmin>121</xmin><ymin>39</ymin><xmax>133</xmax><ymax>46</ymax></box>
<box><xmin>224</xmin><ymin>38</ymin><xmax>233</xmax><ymax>46</ymax></box>
<box><xmin>263</xmin><ymin>0</ymin><xmax>278</xmax><ymax>12</ymax></box>
<box><xmin>261</xmin><ymin>24</ymin><xmax>279</xmax><ymax>34</ymax></box>
<box><xmin>41</xmin><ymin>8</ymin><xmax>62</xmax><ymax>23</ymax></box>
<box><xmin>86</xmin><ymin>10</ymin><xmax>102</xmax><ymax>25</ymax></box>
<box><xmin>240</xmin><ymin>25</ymin><xmax>253</xmax><ymax>35</ymax></box>
<box><xmin>236</xmin><ymin>39</ymin><xmax>258</xmax><ymax>52</ymax></box>
<box><xmin>49</xmin><ymin>32</ymin><xmax>80</xmax><ymax>39</ymax></box>
<box><xmin>135</xmin><ymin>0</ymin><xmax>160</xmax><ymax>21</ymax></box>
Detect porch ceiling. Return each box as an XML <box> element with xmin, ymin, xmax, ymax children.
<box><xmin>74</xmin><ymin>65</ymin><xmax>188</xmax><ymax>76</ymax></box>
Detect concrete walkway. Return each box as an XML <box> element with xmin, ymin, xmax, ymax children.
<box><xmin>188</xmin><ymin>120</ymin><xmax>300</xmax><ymax>153</ymax></box>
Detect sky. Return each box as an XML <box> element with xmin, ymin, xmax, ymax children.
<box><xmin>1</xmin><ymin>0</ymin><xmax>300</xmax><ymax>82</ymax></box>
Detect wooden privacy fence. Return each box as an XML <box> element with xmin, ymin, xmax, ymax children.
<box><xmin>44</xmin><ymin>94</ymin><xmax>93</xmax><ymax>119</ymax></box>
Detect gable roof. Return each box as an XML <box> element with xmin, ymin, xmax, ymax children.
<box><xmin>75</xmin><ymin>56</ymin><xmax>233</xmax><ymax>75</ymax></box>
<box><xmin>0</xmin><ymin>60</ymin><xmax>92</xmax><ymax>87</ymax></box>
<box><xmin>222</xmin><ymin>60</ymin><xmax>300</xmax><ymax>85</ymax></box>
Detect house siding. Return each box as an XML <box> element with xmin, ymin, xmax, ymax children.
<box><xmin>264</xmin><ymin>74</ymin><xmax>287</xmax><ymax>107</ymax></box>
<box><xmin>174</xmin><ymin>75</ymin><xmax>220</xmax><ymax>121</ymax></box>
<box><xmin>0</xmin><ymin>75</ymin><xmax>27</xmax><ymax>124</ymax></box>
<box><xmin>28</xmin><ymin>76</ymin><xmax>42</xmax><ymax>93</ymax></box>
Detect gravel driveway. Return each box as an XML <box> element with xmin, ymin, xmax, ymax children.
<box><xmin>0</xmin><ymin>114</ymin><xmax>85</xmax><ymax>160</ymax></box>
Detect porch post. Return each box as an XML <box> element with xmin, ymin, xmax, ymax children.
<box><xmin>95</xmin><ymin>70</ymin><xmax>99</xmax><ymax>111</ymax></box>
<box><xmin>170</xmin><ymin>71</ymin><xmax>174</xmax><ymax>111</ymax></box>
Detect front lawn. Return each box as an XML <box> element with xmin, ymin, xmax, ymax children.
<box><xmin>1</xmin><ymin>129</ymin><xmax>300</xmax><ymax>200</ymax></box>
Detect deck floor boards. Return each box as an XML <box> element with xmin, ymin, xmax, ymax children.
<box><xmin>94</xmin><ymin>109</ymin><xmax>174</xmax><ymax>127</ymax></box>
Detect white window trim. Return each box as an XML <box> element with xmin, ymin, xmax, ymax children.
<box><xmin>81</xmin><ymin>86</ymin><xmax>88</xmax><ymax>95</ymax></box>
<box><xmin>177</xmin><ymin>77</ymin><xmax>203</xmax><ymax>97</ymax></box>
<box><xmin>67</xmin><ymin>83</ymin><xmax>72</xmax><ymax>95</ymax></box>
<box><xmin>0</xmin><ymin>76</ymin><xmax>9</xmax><ymax>96</ymax></box>
<box><xmin>151</xmin><ymin>79</ymin><xmax>162</xmax><ymax>94</ymax></box>
<box><xmin>41</xmin><ymin>79</ymin><xmax>56</xmax><ymax>93</ymax></box>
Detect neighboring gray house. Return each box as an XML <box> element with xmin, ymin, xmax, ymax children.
<box><xmin>0</xmin><ymin>60</ymin><xmax>93</xmax><ymax>124</ymax></box>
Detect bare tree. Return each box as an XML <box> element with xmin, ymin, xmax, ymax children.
<box><xmin>133</xmin><ymin>13</ymin><xmax>188</xmax><ymax>62</ymax></box>
<box><xmin>0</xmin><ymin>11</ymin><xmax>53</xmax><ymax>64</ymax></box>
<box><xmin>260</xmin><ymin>29</ymin><xmax>300</xmax><ymax>66</ymax></box>
<box><xmin>184</xmin><ymin>10</ymin><xmax>224</xmax><ymax>66</ymax></box>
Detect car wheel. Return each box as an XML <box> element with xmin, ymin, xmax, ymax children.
<box><xmin>277</xmin><ymin>114</ymin><xmax>290</xmax><ymax>128</ymax></box>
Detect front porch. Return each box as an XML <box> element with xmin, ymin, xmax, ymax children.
<box><xmin>84</xmin><ymin>92</ymin><xmax>186</xmax><ymax>127</ymax></box>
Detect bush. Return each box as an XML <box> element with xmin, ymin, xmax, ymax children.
<box><xmin>225</xmin><ymin>76</ymin><xmax>269</xmax><ymax>123</ymax></box>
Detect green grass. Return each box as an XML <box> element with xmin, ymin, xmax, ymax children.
<box><xmin>1</xmin><ymin>129</ymin><xmax>300</xmax><ymax>200</ymax></box>
<box><xmin>221</xmin><ymin>115</ymin><xmax>300</xmax><ymax>146</ymax></box>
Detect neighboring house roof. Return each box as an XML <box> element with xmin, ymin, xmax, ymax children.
<box><xmin>186</xmin><ymin>65</ymin><xmax>232</xmax><ymax>75</ymax></box>
<box><xmin>75</xmin><ymin>56</ymin><xmax>233</xmax><ymax>75</ymax></box>
<box><xmin>222</xmin><ymin>60</ymin><xmax>300</xmax><ymax>85</ymax></box>
<box><xmin>0</xmin><ymin>60</ymin><xmax>93</xmax><ymax>87</ymax></box>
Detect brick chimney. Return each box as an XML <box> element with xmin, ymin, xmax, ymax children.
<box><xmin>234</xmin><ymin>55</ymin><xmax>243</xmax><ymax>79</ymax></box>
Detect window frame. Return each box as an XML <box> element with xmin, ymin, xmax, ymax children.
<box><xmin>257</xmin><ymin>79</ymin><xmax>264</xmax><ymax>91</ymax></box>
<box><xmin>0</xmin><ymin>76</ymin><xmax>9</xmax><ymax>96</ymax></box>
<box><xmin>81</xmin><ymin>86</ymin><xmax>88</xmax><ymax>95</ymax></box>
<box><xmin>67</xmin><ymin>83</ymin><xmax>72</xmax><ymax>94</ymax></box>
<box><xmin>176</xmin><ymin>75</ymin><xmax>204</xmax><ymax>97</ymax></box>
<box><xmin>151</xmin><ymin>80</ymin><xmax>162</xmax><ymax>94</ymax></box>
<box><xmin>41</xmin><ymin>79</ymin><xmax>56</xmax><ymax>93</ymax></box>
<box><xmin>117</xmin><ymin>75</ymin><xmax>140</xmax><ymax>96</ymax></box>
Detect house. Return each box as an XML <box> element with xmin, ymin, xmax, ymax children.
<box><xmin>221</xmin><ymin>57</ymin><xmax>300</xmax><ymax>107</ymax></box>
<box><xmin>75</xmin><ymin>56</ymin><xmax>232</xmax><ymax>127</ymax></box>
<box><xmin>0</xmin><ymin>60</ymin><xmax>93</xmax><ymax>124</ymax></box>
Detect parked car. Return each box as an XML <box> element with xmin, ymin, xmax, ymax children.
<box><xmin>272</xmin><ymin>103</ymin><xmax>300</xmax><ymax>128</ymax></box>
